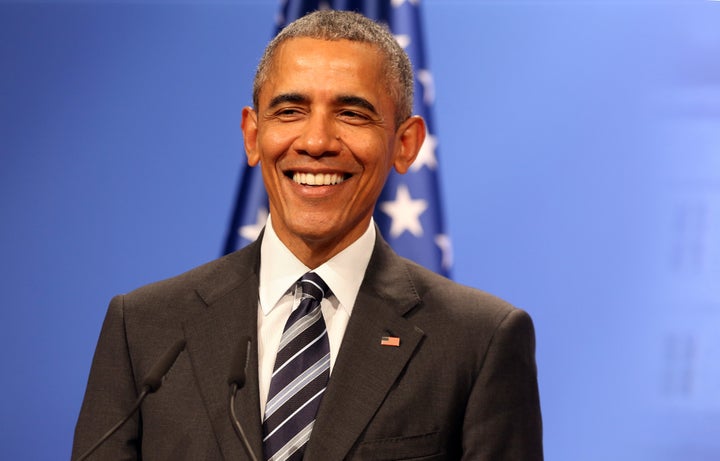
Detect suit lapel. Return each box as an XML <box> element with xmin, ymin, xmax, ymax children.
<box><xmin>182</xmin><ymin>241</ymin><xmax>265</xmax><ymax>460</ymax></box>
<box><xmin>306</xmin><ymin>235</ymin><xmax>425</xmax><ymax>460</ymax></box>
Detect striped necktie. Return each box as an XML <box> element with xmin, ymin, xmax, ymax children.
<box><xmin>262</xmin><ymin>272</ymin><xmax>331</xmax><ymax>461</ymax></box>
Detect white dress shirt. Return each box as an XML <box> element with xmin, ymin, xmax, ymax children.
<box><xmin>257</xmin><ymin>215</ymin><xmax>375</xmax><ymax>416</ymax></box>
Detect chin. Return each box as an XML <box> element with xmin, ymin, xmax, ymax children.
<box><xmin>289</xmin><ymin>220</ymin><xmax>336</xmax><ymax>240</ymax></box>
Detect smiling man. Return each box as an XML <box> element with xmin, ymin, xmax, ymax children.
<box><xmin>73</xmin><ymin>10</ymin><xmax>542</xmax><ymax>461</ymax></box>
<box><xmin>242</xmin><ymin>34</ymin><xmax>423</xmax><ymax>269</ymax></box>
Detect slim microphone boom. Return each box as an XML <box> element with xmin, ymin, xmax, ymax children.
<box><xmin>76</xmin><ymin>338</ymin><xmax>187</xmax><ymax>461</ymax></box>
<box><xmin>228</xmin><ymin>336</ymin><xmax>258</xmax><ymax>461</ymax></box>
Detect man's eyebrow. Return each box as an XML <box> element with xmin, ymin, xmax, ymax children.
<box><xmin>336</xmin><ymin>95</ymin><xmax>378</xmax><ymax>115</ymax></box>
<box><xmin>267</xmin><ymin>93</ymin><xmax>307</xmax><ymax>109</ymax></box>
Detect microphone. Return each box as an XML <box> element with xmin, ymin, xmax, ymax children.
<box><xmin>76</xmin><ymin>338</ymin><xmax>187</xmax><ymax>461</ymax></box>
<box><xmin>228</xmin><ymin>336</ymin><xmax>258</xmax><ymax>461</ymax></box>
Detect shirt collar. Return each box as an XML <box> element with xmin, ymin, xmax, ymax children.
<box><xmin>258</xmin><ymin>215</ymin><xmax>375</xmax><ymax>317</ymax></box>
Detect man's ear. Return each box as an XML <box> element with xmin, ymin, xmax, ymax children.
<box><xmin>393</xmin><ymin>115</ymin><xmax>426</xmax><ymax>174</ymax></box>
<box><xmin>241</xmin><ymin>106</ymin><xmax>260</xmax><ymax>166</ymax></box>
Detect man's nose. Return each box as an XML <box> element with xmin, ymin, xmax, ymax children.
<box><xmin>295</xmin><ymin>112</ymin><xmax>342</xmax><ymax>156</ymax></box>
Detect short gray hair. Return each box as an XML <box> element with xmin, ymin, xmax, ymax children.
<box><xmin>252</xmin><ymin>10</ymin><xmax>414</xmax><ymax>126</ymax></box>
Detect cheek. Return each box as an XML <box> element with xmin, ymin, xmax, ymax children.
<box><xmin>259</xmin><ymin>125</ymin><xmax>295</xmax><ymax>157</ymax></box>
<box><xmin>346</xmin><ymin>131</ymin><xmax>394</xmax><ymax>164</ymax></box>
<box><xmin>367</xmin><ymin>143</ymin><xmax>397</xmax><ymax>175</ymax></box>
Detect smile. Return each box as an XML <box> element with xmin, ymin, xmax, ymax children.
<box><xmin>292</xmin><ymin>172</ymin><xmax>347</xmax><ymax>186</ymax></box>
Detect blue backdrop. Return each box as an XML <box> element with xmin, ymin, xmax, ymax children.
<box><xmin>2</xmin><ymin>1</ymin><xmax>719</xmax><ymax>459</ymax></box>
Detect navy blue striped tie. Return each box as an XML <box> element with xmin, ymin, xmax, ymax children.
<box><xmin>262</xmin><ymin>272</ymin><xmax>331</xmax><ymax>461</ymax></box>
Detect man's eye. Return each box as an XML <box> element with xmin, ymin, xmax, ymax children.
<box><xmin>339</xmin><ymin>110</ymin><xmax>369</xmax><ymax>120</ymax></box>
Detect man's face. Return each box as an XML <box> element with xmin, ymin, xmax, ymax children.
<box><xmin>242</xmin><ymin>37</ymin><xmax>424</xmax><ymax>265</ymax></box>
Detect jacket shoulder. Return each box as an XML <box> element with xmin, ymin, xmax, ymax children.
<box><xmin>403</xmin><ymin>258</ymin><xmax>518</xmax><ymax>318</ymax></box>
<box><xmin>119</xmin><ymin>242</ymin><xmax>259</xmax><ymax>315</ymax></box>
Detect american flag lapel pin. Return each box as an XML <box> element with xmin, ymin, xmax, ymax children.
<box><xmin>381</xmin><ymin>335</ymin><xmax>400</xmax><ymax>347</ymax></box>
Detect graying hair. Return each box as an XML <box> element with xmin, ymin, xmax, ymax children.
<box><xmin>252</xmin><ymin>10</ymin><xmax>414</xmax><ymax>126</ymax></box>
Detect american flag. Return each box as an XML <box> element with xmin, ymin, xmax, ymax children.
<box><xmin>224</xmin><ymin>0</ymin><xmax>451</xmax><ymax>277</ymax></box>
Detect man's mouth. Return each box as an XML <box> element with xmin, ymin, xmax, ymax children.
<box><xmin>291</xmin><ymin>172</ymin><xmax>348</xmax><ymax>186</ymax></box>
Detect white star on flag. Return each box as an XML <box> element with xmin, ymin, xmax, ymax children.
<box><xmin>380</xmin><ymin>184</ymin><xmax>428</xmax><ymax>238</ymax></box>
<box><xmin>434</xmin><ymin>234</ymin><xmax>453</xmax><ymax>271</ymax></box>
<box><xmin>239</xmin><ymin>207</ymin><xmax>268</xmax><ymax>242</ymax></box>
<box><xmin>411</xmin><ymin>133</ymin><xmax>437</xmax><ymax>171</ymax></box>
<box><xmin>394</xmin><ymin>34</ymin><xmax>411</xmax><ymax>49</ymax></box>
<box><xmin>391</xmin><ymin>0</ymin><xmax>420</xmax><ymax>6</ymax></box>
<box><xmin>417</xmin><ymin>69</ymin><xmax>435</xmax><ymax>105</ymax></box>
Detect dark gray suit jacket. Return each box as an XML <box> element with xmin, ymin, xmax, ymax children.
<box><xmin>72</xmin><ymin>233</ymin><xmax>542</xmax><ymax>460</ymax></box>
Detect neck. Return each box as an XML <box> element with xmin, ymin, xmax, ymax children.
<box><xmin>281</xmin><ymin>233</ymin><xmax>359</xmax><ymax>269</ymax></box>
<box><xmin>269</xmin><ymin>218</ymin><xmax>372</xmax><ymax>269</ymax></box>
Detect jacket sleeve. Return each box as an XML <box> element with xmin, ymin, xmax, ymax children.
<box><xmin>72</xmin><ymin>295</ymin><xmax>141</xmax><ymax>461</ymax></box>
<box><xmin>462</xmin><ymin>308</ymin><xmax>544</xmax><ymax>460</ymax></box>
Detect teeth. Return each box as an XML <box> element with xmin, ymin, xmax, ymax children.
<box><xmin>292</xmin><ymin>172</ymin><xmax>345</xmax><ymax>186</ymax></box>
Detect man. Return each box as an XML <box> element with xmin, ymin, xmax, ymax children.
<box><xmin>73</xmin><ymin>10</ymin><xmax>542</xmax><ymax>461</ymax></box>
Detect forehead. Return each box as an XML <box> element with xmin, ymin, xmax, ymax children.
<box><xmin>272</xmin><ymin>36</ymin><xmax>384</xmax><ymax>70</ymax></box>
<box><xmin>259</xmin><ymin>37</ymin><xmax>390</xmax><ymax>103</ymax></box>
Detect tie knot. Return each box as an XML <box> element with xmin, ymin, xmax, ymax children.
<box><xmin>298</xmin><ymin>272</ymin><xmax>331</xmax><ymax>302</ymax></box>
